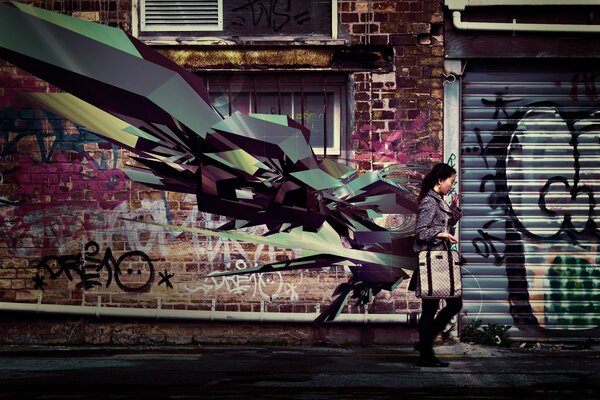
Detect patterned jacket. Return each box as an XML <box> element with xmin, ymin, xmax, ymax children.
<box><xmin>413</xmin><ymin>189</ymin><xmax>463</xmax><ymax>252</ymax></box>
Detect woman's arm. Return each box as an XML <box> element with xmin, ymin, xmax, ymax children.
<box><xmin>437</xmin><ymin>230</ymin><xmax>458</xmax><ymax>244</ymax></box>
<box><xmin>416</xmin><ymin>196</ymin><xmax>459</xmax><ymax>244</ymax></box>
<box><xmin>448</xmin><ymin>205</ymin><xmax>463</xmax><ymax>226</ymax></box>
<box><xmin>415</xmin><ymin>196</ymin><xmax>443</xmax><ymax>242</ymax></box>
<box><xmin>448</xmin><ymin>195</ymin><xmax>463</xmax><ymax>226</ymax></box>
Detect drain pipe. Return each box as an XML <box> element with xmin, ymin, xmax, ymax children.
<box><xmin>0</xmin><ymin>299</ymin><xmax>417</xmax><ymax>325</ymax></box>
<box><xmin>446</xmin><ymin>0</ymin><xmax>600</xmax><ymax>33</ymax></box>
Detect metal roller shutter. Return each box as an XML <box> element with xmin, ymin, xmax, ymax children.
<box><xmin>460</xmin><ymin>60</ymin><xmax>600</xmax><ymax>339</ymax></box>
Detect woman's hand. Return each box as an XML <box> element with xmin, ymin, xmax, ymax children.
<box><xmin>437</xmin><ymin>231</ymin><xmax>459</xmax><ymax>244</ymax></box>
<box><xmin>450</xmin><ymin>193</ymin><xmax>461</xmax><ymax>209</ymax></box>
<box><xmin>446</xmin><ymin>233</ymin><xmax>459</xmax><ymax>244</ymax></box>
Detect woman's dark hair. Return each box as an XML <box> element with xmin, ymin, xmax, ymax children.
<box><xmin>418</xmin><ymin>163</ymin><xmax>456</xmax><ymax>201</ymax></box>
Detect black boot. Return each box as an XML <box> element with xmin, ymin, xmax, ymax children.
<box><xmin>416</xmin><ymin>352</ymin><xmax>450</xmax><ymax>367</ymax></box>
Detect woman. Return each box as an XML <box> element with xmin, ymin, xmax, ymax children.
<box><xmin>410</xmin><ymin>163</ymin><xmax>463</xmax><ymax>367</ymax></box>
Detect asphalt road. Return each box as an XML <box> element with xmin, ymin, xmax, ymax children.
<box><xmin>0</xmin><ymin>343</ymin><xmax>598</xmax><ymax>399</ymax></box>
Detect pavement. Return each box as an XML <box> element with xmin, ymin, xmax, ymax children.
<box><xmin>0</xmin><ymin>342</ymin><xmax>599</xmax><ymax>399</ymax></box>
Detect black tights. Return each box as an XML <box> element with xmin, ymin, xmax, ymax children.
<box><xmin>418</xmin><ymin>297</ymin><xmax>463</xmax><ymax>356</ymax></box>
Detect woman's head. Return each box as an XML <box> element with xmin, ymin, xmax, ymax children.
<box><xmin>418</xmin><ymin>163</ymin><xmax>457</xmax><ymax>200</ymax></box>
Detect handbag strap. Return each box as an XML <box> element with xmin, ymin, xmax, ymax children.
<box><xmin>443</xmin><ymin>235</ymin><xmax>452</xmax><ymax>251</ymax></box>
<box><xmin>447</xmin><ymin>246</ymin><xmax>455</xmax><ymax>297</ymax></box>
<box><xmin>426</xmin><ymin>250</ymin><xmax>433</xmax><ymax>297</ymax></box>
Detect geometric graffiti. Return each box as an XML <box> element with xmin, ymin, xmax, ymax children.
<box><xmin>0</xmin><ymin>2</ymin><xmax>418</xmax><ymax>323</ymax></box>
<box><xmin>34</xmin><ymin>240</ymin><xmax>160</xmax><ymax>293</ymax></box>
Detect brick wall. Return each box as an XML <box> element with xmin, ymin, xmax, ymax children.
<box><xmin>13</xmin><ymin>0</ymin><xmax>130</xmax><ymax>28</ymax></box>
<box><xmin>341</xmin><ymin>0</ymin><xmax>444</xmax><ymax>172</ymax></box>
<box><xmin>0</xmin><ymin>0</ymin><xmax>444</xmax><ymax>345</ymax></box>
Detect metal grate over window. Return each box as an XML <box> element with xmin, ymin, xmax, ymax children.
<box><xmin>140</xmin><ymin>0</ymin><xmax>223</xmax><ymax>32</ymax></box>
<box><xmin>203</xmin><ymin>73</ymin><xmax>348</xmax><ymax>157</ymax></box>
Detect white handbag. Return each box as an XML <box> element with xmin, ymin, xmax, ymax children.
<box><xmin>416</xmin><ymin>248</ymin><xmax>462</xmax><ymax>299</ymax></box>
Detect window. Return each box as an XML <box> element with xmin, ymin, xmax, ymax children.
<box><xmin>202</xmin><ymin>73</ymin><xmax>347</xmax><ymax>157</ymax></box>
<box><xmin>140</xmin><ymin>0</ymin><xmax>223</xmax><ymax>32</ymax></box>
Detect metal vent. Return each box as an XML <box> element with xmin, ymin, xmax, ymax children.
<box><xmin>141</xmin><ymin>0</ymin><xmax>222</xmax><ymax>32</ymax></box>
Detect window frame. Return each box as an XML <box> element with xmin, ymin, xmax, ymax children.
<box><xmin>203</xmin><ymin>73</ymin><xmax>347</xmax><ymax>157</ymax></box>
<box><xmin>133</xmin><ymin>0</ymin><xmax>339</xmax><ymax>43</ymax></box>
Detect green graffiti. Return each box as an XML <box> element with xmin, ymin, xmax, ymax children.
<box><xmin>545</xmin><ymin>255</ymin><xmax>600</xmax><ymax>327</ymax></box>
<box><xmin>446</xmin><ymin>153</ymin><xmax>457</xmax><ymax>169</ymax></box>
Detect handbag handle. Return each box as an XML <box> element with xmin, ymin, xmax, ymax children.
<box><xmin>426</xmin><ymin>234</ymin><xmax>451</xmax><ymax>251</ymax></box>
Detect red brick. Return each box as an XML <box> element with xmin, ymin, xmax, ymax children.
<box><xmin>409</xmin><ymin>1</ymin><xmax>424</xmax><ymax>12</ymax></box>
<box><xmin>354</xmin><ymin>92</ymin><xmax>371</xmax><ymax>101</ymax></box>
<box><xmin>341</xmin><ymin>13</ymin><xmax>359</xmax><ymax>23</ymax></box>
<box><xmin>368</xmin><ymin>35</ymin><xmax>389</xmax><ymax>45</ymax></box>
<box><xmin>373</xmin><ymin>12</ymin><xmax>389</xmax><ymax>23</ymax></box>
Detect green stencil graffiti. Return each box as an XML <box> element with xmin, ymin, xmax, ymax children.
<box><xmin>546</xmin><ymin>255</ymin><xmax>600</xmax><ymax>327</ymax></box>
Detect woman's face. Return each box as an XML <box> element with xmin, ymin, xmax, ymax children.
<box><xmin>437</xmin><ymin>174</ymin><xmax>456</xmax><ymax>195</ymax></box>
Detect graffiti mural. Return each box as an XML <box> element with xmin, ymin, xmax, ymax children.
<box><xmin>0</xmin><ymin>102</ymin><xmax>304</xmax><ymax>298</ymax></box>
<box><xmin>0</xmin><ymin>101</ymin><xmax>130</xmax><ymax>254</ymax></box>
<box><xmin>34</xmin><ymin>241</ymin><xmax>158</xmax><ymax>293</ymax></box>
<box><xmin>186</xmin><ymin>259</ymin><xmax>302</xmax><ymax>302</ymax></box>
<box><xmin>351</xmin><ymin>113</ymin><xmax>441</xmax><ymax>164</ymax></box>
<box><xmin>462</xmin><ymin>62</ymin><xmax>600</xmax><ymax>335</ymax></box>
<box><xmin>0</xmin><ymin>2</ymin><xmax>419</xmax><ymax>323</ymax></box>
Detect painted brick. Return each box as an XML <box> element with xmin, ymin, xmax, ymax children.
<box><xmin>372</xmin><ymin>71</ymin><xmax>396</xmax><ymax>84</ymax></box>
<box><xmin>372</xmin><ymin>121</ymin><xmax>386</xmax><ymax>130</ymax></box>
<box><xmin>355</xmin><ymin>2</ymin><xmax>370</xmax><ymax>13</ymax></box>
<box><xmin>372</xmin><ymin>110</ymin><xmax>395</xmax><ymax>120</ymax></box>
<box><xmin>432</xmin><ymin>46</ymin><xmax>444</xmax><ymax>57</ymax></box>
<box><xmin>0</xmin><ymin>0</ymin><xmax>444</xmax><ymax>345</ymax></box>
<box><xmin>431</xmin><ymin>12</ymin><xmax>444</xmax><ymax>23</ymax></box>
<box><xmin>15</xmin><ymin>290</ymin><xmax>38</xmax><ymax>302</ymax></box>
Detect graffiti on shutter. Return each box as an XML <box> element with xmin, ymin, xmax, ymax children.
<box><xmin>461</xmin><ymin>61</ymin><xmax>600</xmax><ymax>338</ymax></box>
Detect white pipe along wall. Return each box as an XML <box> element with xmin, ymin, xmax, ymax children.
<box><xmin>446</xmin><ymin>0</ymin><xmax>600</xmax><ymax>33</ymax></box>
<box><xmin>0</xmin><ymin>301</ymin><xmax>415</xmax><ymax>324</ymax></box>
